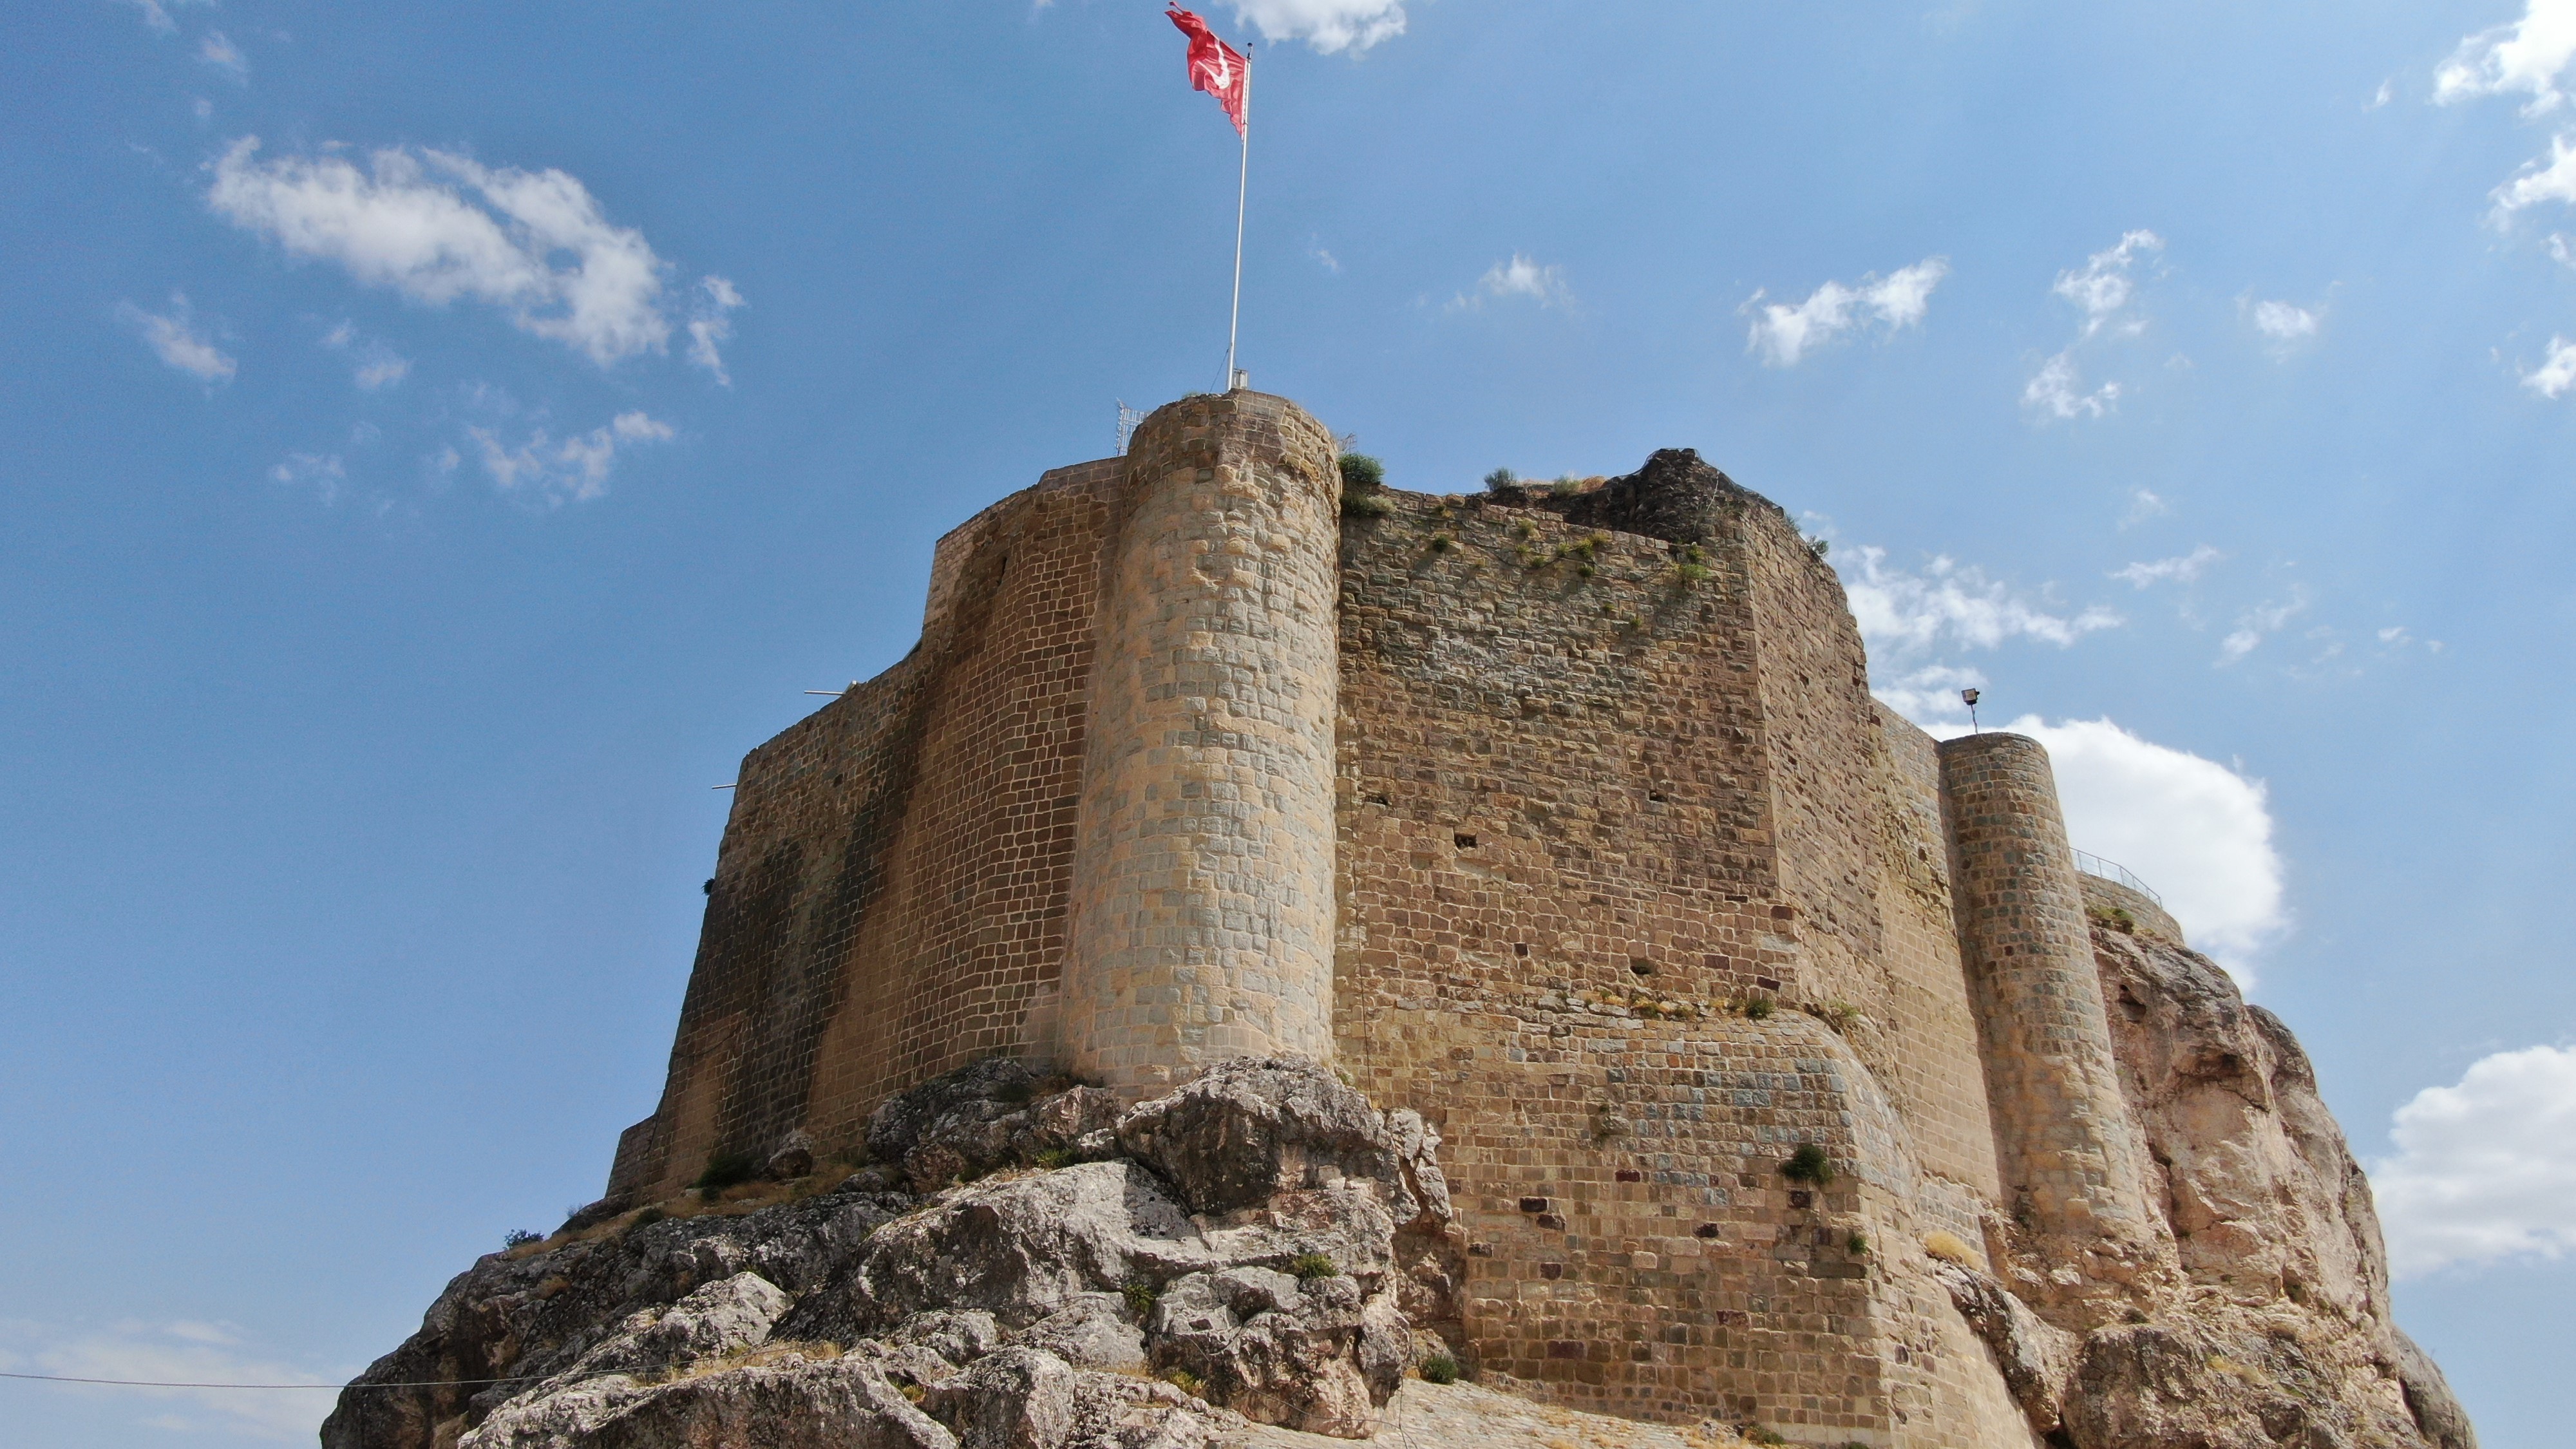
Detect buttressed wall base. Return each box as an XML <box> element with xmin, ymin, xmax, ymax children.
<box><xmin>603</xmin><ymin>391</ymin><xmax>2458</xmax><ymax>1447</ymax></box>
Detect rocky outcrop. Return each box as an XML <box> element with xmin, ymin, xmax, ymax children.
<box><xmin>325</xmin><ymin>1057</ymin><xmax>1458</xmax><ymax>1449</ymax></box>
<box><xmin>1937</xmin><ymin>922</ymin><xmax>2476</xmax><ymax>1449</ymax></box>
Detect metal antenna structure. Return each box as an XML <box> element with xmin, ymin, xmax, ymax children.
<box><xmin>1117</xmin><ymin>401</ymin><xmax>1144</xmax><ymax>456</ymax></box>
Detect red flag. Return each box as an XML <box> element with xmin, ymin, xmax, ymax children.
<box><xmin>1168</xmin><ymin>7</ymin><xmax>1248</xmax><ymax>137</ymax></box>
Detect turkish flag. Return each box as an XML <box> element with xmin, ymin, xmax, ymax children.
<box><xmin>1168</xmin><ymin>7</ymin><xmax>1247</xmax><ymax>136</ymax></box>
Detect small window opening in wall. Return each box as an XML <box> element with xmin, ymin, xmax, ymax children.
<box><xmin>1367</xmin><ymin>792</ymin><xmax>1390</xmax><ymax>806</ymax></box>
<box><xmin>1454</xmin><ymin>833</ymin><xmax>1477</xmax><ymax>849</ymax></box>
<box><xmin>1630</xmin><ymin>960</ymin><xmax>1654</xmax><ymax>976</ymax></box>
<box><xmin>1514</xmin><ymin>943</ymin><xmax>1529</xmax><ymax>957</ymax></box>
<box><xmin>1649</xmin><ymin>790</ymin><xmax>1667</xmax><ymax>802</ymax></box>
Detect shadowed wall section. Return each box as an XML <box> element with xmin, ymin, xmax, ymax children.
<box><xmin>609</xmin><ymin>459</ymin><xmax>1124</xmax><ymax>1202</ymax></box>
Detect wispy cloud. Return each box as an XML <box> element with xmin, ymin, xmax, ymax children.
<box><xmin>2111</xmin><ymin>544</ymin><xmax>2223</xmax><ymax>588</ymax></box>
<box><xmin>2246</xmin><ymin>297</ymin><xmax>2322</xmax><ymax>349</ymax></box>
<box><xmin>1450</xmin><ymin>253</ymin><xmax>1571</xmax><ymax>312</ymax></box>
<box><xmin>2435</xmin><ymin>0</ymin><xmax>2576</xmax><ymax>115</ymax></box>
<box><xmin>119</xmin><ymin>0</ymin><xmax>213</xmax><ymax>36</ymax></box>
<box><xmin>2523</xmin><ymin>336</ymin><xmax>2576</xmax><ymax>395</ymax></box>
<box><xmin>0</xmin><ymin>1318</ymin><xmax>335</xmax><ymax>1443</ymax></box>
<box><xmin>1743</xmin><ymin>256</ymin><xmax>1950</xmax><ymax>367</ymax></box>
<box><xmin>117</xmin><ymin>293</ymin><xmax>235</xmax><ymax>383</ymax></box>
<box><xmin>2052</xmin><ymin>229</ymin><xmax>2163</xmax><ymax>338</ymax></box>
<box><xmin>2374</xmin><ymin>1043</ymin><xmax>2576</xmax><ymax>1278</ymax></box>
<box><xmin>320</xmin><ymin>321</ymin><xmax>410</xmax><ymax>390</ymax></box>
<box><xmin>1870</xmin><ymin>662</ymin><xmax>1988</xmax><ymax>725</ymax></box>
<box><xmin>2217</xmin><ymin>590</ymin><xmax>2307</xmax><ymax>664</ymax></box>
<box><xmin>269</xmin><ymin>452</ymin><xmax>346</xmax><ymax>502</ymax></box>
<box><xmin>2022</xmin><ymin>351</ymin><xmax>2117</xmax><ymax>419</ymax></box>
<box><xmin>197</xmin><ymin>30</ymin><xmax>246</xmax><ymax>80</ymax></box>
<box><xmin>1220</xmin><ymin>0</ymin><xmax>1407</xmax><ymax>53</ymax></box>
<box><xmin>1842</xmin><ymin>545</ymin><xmax>2122</xmax><ymax>654</ymax></box>
<box><xmin>209</xmin><ymin>138</ymin><xmax>682</xmax><ymax>367</ymax></box>
<box><xmin>2021</xmin><ymin>230</ymin><xmax>2163</xmax><ymax>422</ymax></box>
<box><xmin>685</xmin><ymin>275</ymin><xmax>745</xmax><ymax>385</ymax></box>
<box><xmin>2492</xmin><ymin>131</ymin><xmax>2576</xmax><ymax>218</ymax></box>
<box><xmin>468</xmin><ymin>410</ymin><xmax>674</xmax><ymax>504</ymax></box>
<box><xmin>2119</xmin><ymin>488</ymin><xmax>2172</xmax><ymax>529</ymax></box>
<box><xmin>1309</xmin><ymin>238</ymin><xmax>1341</xmax><ymax>274</ymax></box>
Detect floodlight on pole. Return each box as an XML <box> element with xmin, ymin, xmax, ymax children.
<box><xmin>1961</xmin><ymin>688</ymin><xmax>1981</xmax><ymax>734</ymax></box>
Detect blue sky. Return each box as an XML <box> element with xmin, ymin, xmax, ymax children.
<box><xmin>3</xmin><ymin>1</ymin><xmax>2572</xmax><ymax>1444</ymax></box>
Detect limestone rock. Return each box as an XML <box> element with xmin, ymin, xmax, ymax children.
<box><xmin>1113</xmin><ymin>1057</ymin><xmax>1418</xmax><ymax>1220</ymax></box>
<box><xmin>867</xmin><ymin>1059</ymin><xmax>1124</xmax><ymax>1190</ymax></box>
<box><xmin>830</xmin><ymin>1160</ymin><xmax>1216</xmax><ymax>1332</ymax></box>
<box><xmin>1014</xmin><ymin>1294</ymin><xmax>1148</xmax><ymax>1373</ymax></box>
<box><xmin>1149</xmin><ymin>1269</ymin><xmax>1385</xmax><ymax>1437</ymax></box>
<box><xmin>461</xmin><ymin>1353</ymin><xmax>952</xmax><ymax>1449</ymax></box>
<box><xmin>1931</xmin><ymin>1262</ymin><xmax>2076</xmax><ymax>1434</ymax></box>
<box><xmin>923</xmin><ymin>1346</ymin><xmax>1077</xmax><ymax>1449</ymax></box>
<box><xmin>766</xmin><ymin>1130</ymin><xmax>817</xmax><ymax>1181</ymax></box>
<box><xmin>330</xmin><ymin>1055</ymin><xmax>1452</xmax><ymax>1449</ymax></box>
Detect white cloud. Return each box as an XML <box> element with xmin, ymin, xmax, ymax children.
<box><xmin>468</xmin><ymin>410</ymin><xmax>673</xmax><ymax>504</ymax></box>
<box><xmin>2112</xmin><ymin>544</ymin><xmax>2223</xmax><ymax>589</ymax></box>
<box><xmin>0</xmin><ymin>1318</ymin><xmax>334</xmax><ymax>1442</ymax></box>
<box><xmin>2020</xmin><ymin>233</ymin><xmax>2164</xmax><ymax>419</ymax></box>
<box><xmin>2023</xmin><ymin>350</ymin><xmax>2119</xmax><ymax>419</ymax></box>
<box><xmin>2000</xmin><ymin>715</ymin><xmax>2286</xmax><ymax>979</ymax></box>
<box><xmin>320</xmin><ymin>321</ymin><xmax>410</xmax><ymax>389</ymax></box>
<box><xmin>269</xmin><ymin>452</ymin><xmax>346</xmax><ymax>502</ymax></box>
<box><xmin>2248</xmin><ymin>298</ymin><xmax>2321</xmax><ymax>345</ymax></box>
<box><xmin>2373</xmin><ymin>1044</ymin><xmax>2576</xmax><ymax>1278</ymax></box>
<box><xmin>2217</xmin><ymin>591</ymin><xmax>2307</xmax><ymax>664</ymax></box>
<box><xmin>1842</xmin><ymin>545</ymin><xmax>2122</xmax><ymax>656</ymax></box>
<box><xmin>2119</xmin><ymin>488</ymin><xmax>2172</xmax><ymax>528</ymax></box>
<box><xmin>2492</xmin><ymin>131</ymin><xmax>2576</xmax><ymax>217</ymax></box>
<box><xmin>208</xmin><ymin>138</ymin><xmax>674</xmax><ymax>366</ymax></box>
<box><xmin>117</xmin><ymin>294</ymin><xmax>235</xmax><ymax>383</ymax></box>
<box><xmin>120</xmin><ymin>0</ymin><xmax>212</xmax><ymax>35</ymax></box>
<box><xmin>2052</xmin><ymin>229</ymin><xmax>2163</xmax><ymax>337</ymax></box>
<box><xmin>2370</xmin><ymin>79</ymin><xmax>2394</xmax><ymax>110</ymax></box>
<box><xmin>1310</xmin><ymin>238</ymin><xmax>1341</xmax><ymax>274</ymax></box>
<box><xmin>685</xmin><ymin>274</ymin><xmax>745</xmax><ymax>385</ymax></box>
<box><xmin>1450</xmin><ymin>253</ymin><xmax>1571</xmax><ymax>312</ymax></box>
<box><xmin>2436</xmin><ymin>0</ymin><xmax>2576</xmax><ymax>114</ymax></box>
<box><xmin>198</xmin><ymin>30</ymin><xmax>245</xmax><ymax>79</ymax></box>
<box><xmin>1222</xmin><ymin>0</ymin><xmax>1407</xmax><ymax>53</ymax></box>
<box><xmin>2523</xmin><ymin>335</ymin><xmax>2576</xmax><ymax>395</ymax></box>
<box><xmin>1744</xmin><ymin>256</ymin><xmax>1951</xmax><ymax>367</ymax></box>
<box><xmin>1871</xmin><ymin>662</ymin><xmax>1988</xmax><ymax>725</ymax></box>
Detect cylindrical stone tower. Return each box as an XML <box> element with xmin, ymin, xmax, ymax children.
<box><xmin>1061</xmin><ymin>391</ymin><xmax>1342</xmax><ymax>1093</ymax></box>
<box><xmin>1940</xmin><ymin>732</ymin><xmax>2166</xmax><ymax>1312</ymax></box>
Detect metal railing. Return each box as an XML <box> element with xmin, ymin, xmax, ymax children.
<box><xmin>2072</xmin><ymin>849</ymin><xmax>2163</xmax><ymax>906</ymax></box>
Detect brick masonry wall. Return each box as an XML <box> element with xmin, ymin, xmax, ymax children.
<box><xmin>610</xmin><ymin>459</ymin><xmax>1122</xmax><ymax>1201</ymax></box>
<box><xmin>1330</xmin><ymin>482</ymin><xmax>2025</xmax><ymax>1443</ymax></box>
<box><xmin>1060</xmin><ymin>393</ymin><xmax>1343</xmax><ymax>1092</ymax></box>
<box><xmin>1938</xmin><ymin>732</ymin><xmax>2172</xmax><ymax>1324</ymax></box>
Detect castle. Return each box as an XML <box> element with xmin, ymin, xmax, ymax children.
<box><xmin>592</xmin><ymin>390</ymin><xmax>2390</xmax><ymax>1446</ymax></box>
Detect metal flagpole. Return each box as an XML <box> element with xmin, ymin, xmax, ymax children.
<box><xmin>1225</xmin><ymin>45</ymin><xmax>1251</xmax><ymax>392</ymax></box>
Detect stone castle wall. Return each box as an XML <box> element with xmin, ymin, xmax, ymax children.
<box><xmin>609</xmin><ymin>459</ymin><xmax>1124</xmax><ymax>1200</ymax></box>
<box><xmin>601</xmin><ymin>392</ymin><xmax>2179</xmax><ymax>1446</ymax></box>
